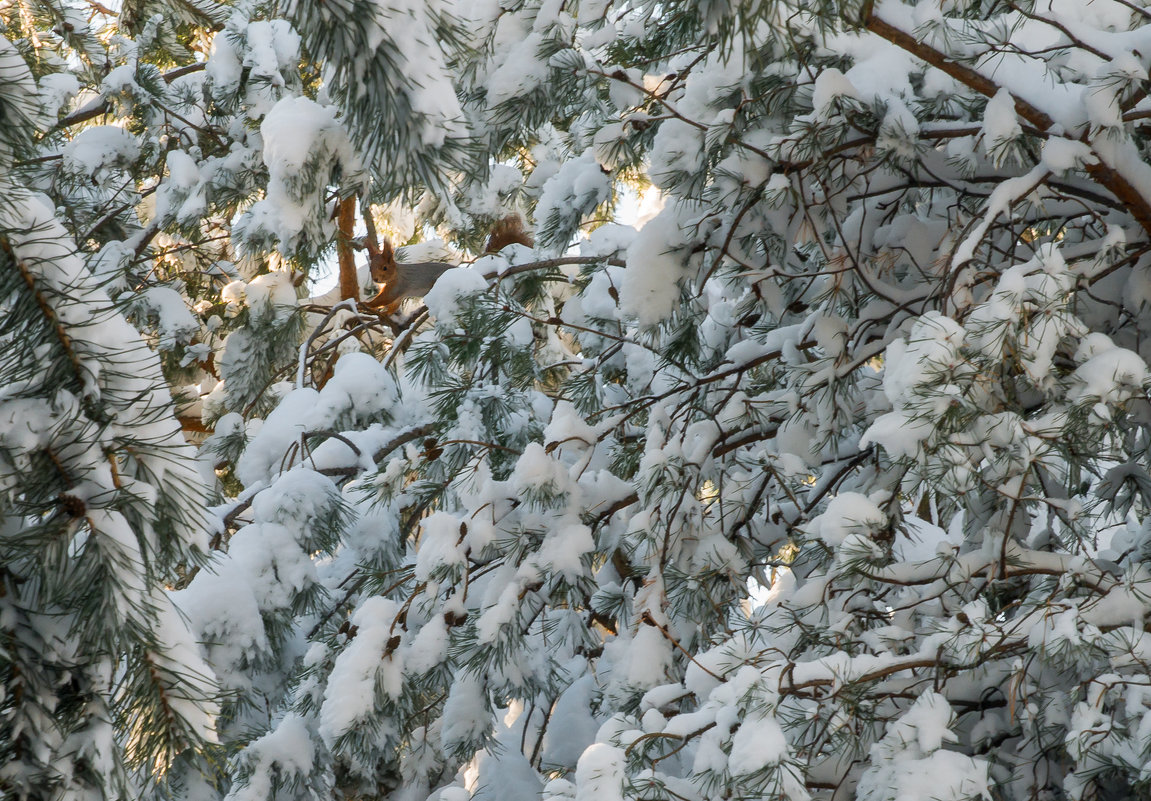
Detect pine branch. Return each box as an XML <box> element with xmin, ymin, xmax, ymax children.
<box><xmin>863</xmin><ymin>8</ymin><xmax>1151</xmax><ymax>237</ymax></box>
<box><xmin>55</xmin><ymin>63</ymin><xmax>207</xmax><ymax>129</ymax></box>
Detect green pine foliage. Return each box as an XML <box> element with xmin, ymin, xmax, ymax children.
<box><xmin>0</xmin><ymin>194</ymin><xmax>219</xmax><ymax>798</ymax></box>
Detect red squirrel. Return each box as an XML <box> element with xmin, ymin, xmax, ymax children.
<box><xmin>363</xmin><ymin>215</ymin><xmax>534</xmax><ymax>315</ymax></box>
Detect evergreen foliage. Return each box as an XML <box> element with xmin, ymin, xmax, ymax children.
<box><xmin>0</xmin><ymin>91</ymin><xmax>218</xmax><ymax>801</ymax></box>
<box><xmin>7</xmin><ymin>0</ymin><xmax>1151</xmax><ymax>800</ymax></box>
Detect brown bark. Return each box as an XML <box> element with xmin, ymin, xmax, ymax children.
<box><xmin>336</xmin><ymin>196</ymin><xmax>359</xmax><ymax>302</ymax></box>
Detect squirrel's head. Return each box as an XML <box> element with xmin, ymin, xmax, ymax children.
<box><xmin>368</xmin><ymin>238</ymin><xmax>397</xmax><ymax>283</ymax></box>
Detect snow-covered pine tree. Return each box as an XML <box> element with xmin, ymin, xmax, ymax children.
<box><xmin>187</xmin><ymin>2</ymin><xmax>1151</xmax><ymax>800</ymax></box>
<box><xmin>14</xmin><ymin>0</ymin><xmax>1151</xmax><ymax>800</ymax></box>
<box><xmin>0</xmin><ymin>30</ymin><xmax>219</xmax><ymax>801</ymax></box>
